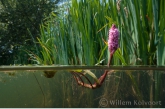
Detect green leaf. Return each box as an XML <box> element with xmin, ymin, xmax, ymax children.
<box><xmin>84</xmin><ymin>70</ymin><xmax>100</xmax><ymax>85</ymax></box>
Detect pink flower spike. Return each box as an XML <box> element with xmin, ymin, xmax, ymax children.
<box><xmin>107</xmin><ymin>24</ymin><xmax>119</xmax><ymax>66</ymax></box>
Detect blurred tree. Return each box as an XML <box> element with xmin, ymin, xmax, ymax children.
<box><xmin>0</xmin><ymin>0</ymin><xmax>59</xmax><ymax>65</ymax></box>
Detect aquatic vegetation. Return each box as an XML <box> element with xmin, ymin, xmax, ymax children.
<box><xmin>72</xmin><ymin>24</ymin><xmax>119</xmax><ymax>89</ymax></box>
<box><xmin>71</xmin><ymin>70</ymin><xmax>105</xmax><ymax>89</ymax></box>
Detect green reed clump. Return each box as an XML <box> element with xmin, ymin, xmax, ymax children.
<box><xmin>29</xmin><ymin>0</ymin><xmax>116</xmax><ymax>65</ymax></box>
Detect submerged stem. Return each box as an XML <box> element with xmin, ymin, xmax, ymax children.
<box><xmin>33</xmin><ymin>73</ymin><xmax>45</xmax><ymax>107</ymax></box>
<box><xmin>71</xmin><ymin>53</ymin><xmax>114</xmax><ymax>89</ymax></box>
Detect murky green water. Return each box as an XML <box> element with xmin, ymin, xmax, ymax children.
<box><xmin>0</xmin><ymin>66</ymin><xmax>165</xmax><ymax>108</ymax></box>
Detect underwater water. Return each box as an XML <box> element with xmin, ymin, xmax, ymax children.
<box><xmin>0</xmin><ymin>66</ymin><xmax>165</xmax><ymax>108</ymax></box>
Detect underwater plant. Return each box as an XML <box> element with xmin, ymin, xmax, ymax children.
<box><xmin>72</xmin><ymin>24</ymin><xmax>119</xmax><ymax>89</ymax></box>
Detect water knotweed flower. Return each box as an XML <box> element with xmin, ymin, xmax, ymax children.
<box><xmin>71</xmin><ymin>24</ymin><xmax>120</xmax><ymax>89</ymax></box>
<box><xmin>108</xmin><ymin>24</ymin><xmax>119</xmax><ymax>65</ymax></box>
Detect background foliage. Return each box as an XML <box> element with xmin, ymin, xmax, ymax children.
<box><xmin>0</xmin><ymin>0</ymin><xmax>59</xmax><ymax>65</ymax></box>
